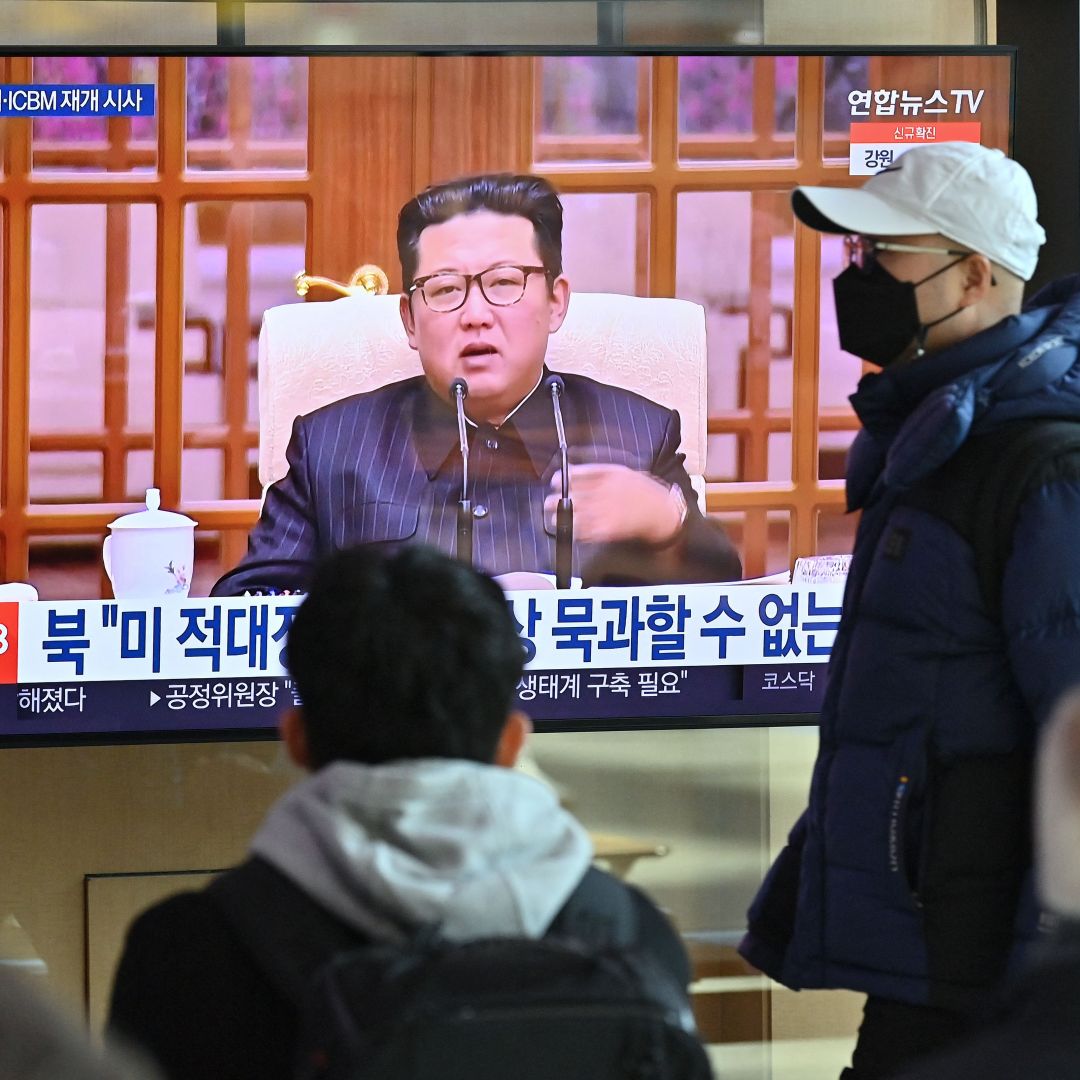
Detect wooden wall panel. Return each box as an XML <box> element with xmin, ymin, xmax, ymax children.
<box><xmin>307</xmin><ymin>55</ymin><xmax>532</xmax><ymax>293</ymax></box>
<box><xmin>426</xmin><ymin>57</ymin><xmax>532</xmax><ymax>184</ymax></box>
<box><xmin>309</xmin><ymin>57</ymin><xmax>420</xmax><ymax>293</ymax></box>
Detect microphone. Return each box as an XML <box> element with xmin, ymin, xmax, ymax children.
<box><xmin>545</xmin><ymin>374</ymin><xmax>573</xmax><ymax>590</ymax></box>
<box><xmin>449</xmin><ymin>377</ymin><xmax>473</xmax><ymax>567</ymax></box>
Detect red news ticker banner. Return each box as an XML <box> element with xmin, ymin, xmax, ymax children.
<box><xmin>0</xmin><ymin>603</ymin><xmax>18</xmax><ymax>683</ymax></box>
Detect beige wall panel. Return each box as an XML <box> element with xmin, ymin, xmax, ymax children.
<box><xmin>0</xmin><ymin>741</ymin><xmax>298</xmax><ymax>1020</ymax></box>
<box><xmin>246</xmin><ymin>1</ymin><xmax>599</xmax><ymax>47</ymax></box>
<box><xmin>764</xmin><ymin>0</ymin><xmax>987</xmax><ymax>44</ymax></box>
<box><xmin>766</xmin><ymin>988</ymin><xmax>866</xmax><ymax>1078</ymax></box>
<box><xmin>0</xmin><ymin>0</ymin><xmax>217</xmax><ymax>45</ymax></box>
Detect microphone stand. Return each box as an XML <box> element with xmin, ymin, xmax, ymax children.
<box><xmin>450</xmin><ymin>378</ymin><xmax>473</xmax><ymax>567</ymax></box>
<box><xmin>547</xmin><ymin>376</ymin><xmax>574</xmax><ymax>590</ymax></box>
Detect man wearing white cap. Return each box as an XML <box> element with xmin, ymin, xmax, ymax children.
<box><xmin>738</xmin><ymin>141</ymin><xmax>1080</xmax><ymax>1077</ymax></box>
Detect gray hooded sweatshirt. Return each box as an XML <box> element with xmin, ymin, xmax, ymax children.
<box><xmin>249</xmin><ymin>758</ymin><xmax>594</xmax><ymax>945</ymax></box>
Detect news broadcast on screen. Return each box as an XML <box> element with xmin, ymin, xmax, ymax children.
<box><xmin>0</xmin><ymin>48</ymin><xmax>1013</xmax><ymax>741</ymax></box>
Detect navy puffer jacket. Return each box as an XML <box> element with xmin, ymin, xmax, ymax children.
<box><xmin>740</xmin><ymin>276</ymin><xmax>1080</xmax><ymax>1010</ymax></box>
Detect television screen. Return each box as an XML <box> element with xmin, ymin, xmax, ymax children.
<box><xmin>0</xmin><ymin>47</ymin><xmax>1014</xmax><ymax>743</ymax></box>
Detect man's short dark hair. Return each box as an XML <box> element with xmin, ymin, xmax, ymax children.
<box><xmin>397</xmin><ymin>173</ymin><xmax>564</xmax><ymax>287</ymax></box>
<box><xmin>285</xmin><ymin>545</ymin><xmax>525</xmax><ymax>769</ymax></box>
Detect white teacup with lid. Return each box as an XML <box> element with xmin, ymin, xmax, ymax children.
<box><xmin>104</xmin><ymin>488</ymin><xmax>197</xmax><ymax>599</ymax></box>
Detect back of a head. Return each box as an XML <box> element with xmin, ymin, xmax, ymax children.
<box><xmin>1036</xmin><ymin>688</ymin><xmax>1080</xmax><ymax>919</ymax></box>
<box><xmin>285</xmin><ymin>544</ymin><xmax>525</xmax><ymax>769</ymax></box>
<box><xmin>0</xmin><ymin>969</ymin><xmax>159</xmax><ymax>1080</ymax></box>
<box><xmin>397</xmin><ymin>173</ymin><xmax>563</xmax><ymax>285</ymax></box>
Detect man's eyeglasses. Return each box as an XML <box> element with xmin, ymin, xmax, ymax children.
<box><xmin>844</xmin><ymin>235</ymin><xmax>975</xmax><ymax>272</ymax></box>
<box><xmin>408</xmin><ymin>264</ymin><xmax>550</xmax><ymax>312</ymax></box>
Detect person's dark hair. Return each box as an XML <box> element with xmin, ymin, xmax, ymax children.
<box><xmin>285</xmin><ymin>544</ymin><xmax>525</xmax><ymax>768</ymax></box>
<box><xmin>397</xmin><ymin>173</ymin><xmax>563</xmax><ymax>287</ymax></box>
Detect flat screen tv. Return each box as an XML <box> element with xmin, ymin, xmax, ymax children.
<box><xmin>0</xmin><ymin>46</ymin><xmax>1014</xmax><ymax>743</ymax></box>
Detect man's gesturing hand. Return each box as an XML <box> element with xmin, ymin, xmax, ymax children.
<box><xmin>544</xmin><ymin>464</ymin><xmax>686</xmax><ymax>545</ymax></box>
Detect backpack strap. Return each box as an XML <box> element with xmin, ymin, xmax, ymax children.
<box><xmin>547</xmin><ymin>867</ymin><xmax>639</xmax><ymax>944</ymax></box>
<box><xmin>208</xmin><ymin>862</ymin><xmax>637</xmax><ymax>1000</ymax></box>
<box><xmin>209</xmin><ymin>862</ymin><xmax>661</xmax><ymax>1006</ymax></box>
<box><xmin>206</xmin><ymin>858</ymin><xmax>373</xmax><ymax>1007</ymax></box>
<box><xmin>976</xmin><ymin>421</ymin><xmax>1080</xmax><ymax>616</ymax></box>
<box><xmin>901</xmin><ymin>419</ymin><xmax>1080</xmax><ymax>619</ymax></box>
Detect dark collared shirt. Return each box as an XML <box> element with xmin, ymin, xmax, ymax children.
<box><xmin>413</xmin><ymin>371</ymin><xmax>560</xmax><ymax>490</ymax></box>
<box><xmin>408</xmin><ymin>370</ymin><xmax>566</xmax><ymax>576</ymax></box>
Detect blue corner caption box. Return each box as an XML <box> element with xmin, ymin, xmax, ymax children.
<box><xmin>0</xmin><ymin>84</ymin><xmax>155</xmax><ymax>117</ymax></box>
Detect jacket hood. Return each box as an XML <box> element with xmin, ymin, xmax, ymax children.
<box><xmin>249</xmin><ymin>758</ymin><xmax>593</xmax><ymax>944</ymax></box>
<box><xmin>847</xmin><ymin>273</ymin><xmax>1080</xmax><ymax>509</ymax></box>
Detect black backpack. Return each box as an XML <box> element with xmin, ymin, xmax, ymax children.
<box><xmin>208</xmin><ymin>858</ymin><xmax>713</xmax><ymax>1080</ymax></box>
<box><xmin>900</xmin><ymin>418</ymin><xmax>1080</xmax><ymax>618</ymax></box>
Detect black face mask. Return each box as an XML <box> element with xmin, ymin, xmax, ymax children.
<box><xmin>833</xmin><ymin>256</ymin><xmax>967</xmax><ymax>368</ymax></box>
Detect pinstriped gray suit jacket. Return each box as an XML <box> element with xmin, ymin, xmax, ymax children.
<box><xmin>212</xmin><ymin>370</ymin><xmax>740</xmax><ymax>595</ymax></box>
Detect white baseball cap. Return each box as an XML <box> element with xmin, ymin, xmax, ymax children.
<box><xmin>792</xmin><ymin>142</ymin><xmax>1045</xmax><ymax>281</ymax></box>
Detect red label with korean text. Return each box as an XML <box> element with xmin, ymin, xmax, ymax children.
<box><xmin>849</xmin><ymin>121</ymin><xmax>982</xmax><ymax>144</ymax></box>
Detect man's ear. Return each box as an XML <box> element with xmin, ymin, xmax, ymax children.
<box><xmin>494</xmin><ymin>709</ymin><xmax>532</xmax><ymax>768</ymax></box>
<box><xmin>960</xmin><ymin>254</ymin><xmax>995</xmax><ymax>306</ymax></box>
<box><xmin>399</xmin><ymin>292</ymin><xmax>419</xmax><ymax>351</ymax></box>
<box><xmin>280</xmin><ymin>706</ymin><xmax>312</xmax><ymax>770</ymax></box>
<box><xmin>548</xmin><ymin>275</ymin><xmax>570</xmax><ymax>334</ymax></box>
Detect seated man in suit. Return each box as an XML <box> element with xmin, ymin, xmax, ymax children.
<box><xmin>110</xmin><ymin>544</ymin><xmax>693</xmax><ymax>1080</ymax></box>
<box><xmin>213</xmin><ymin>173</ymin><xmax>740</xmax><ymax>595</ymax></box>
